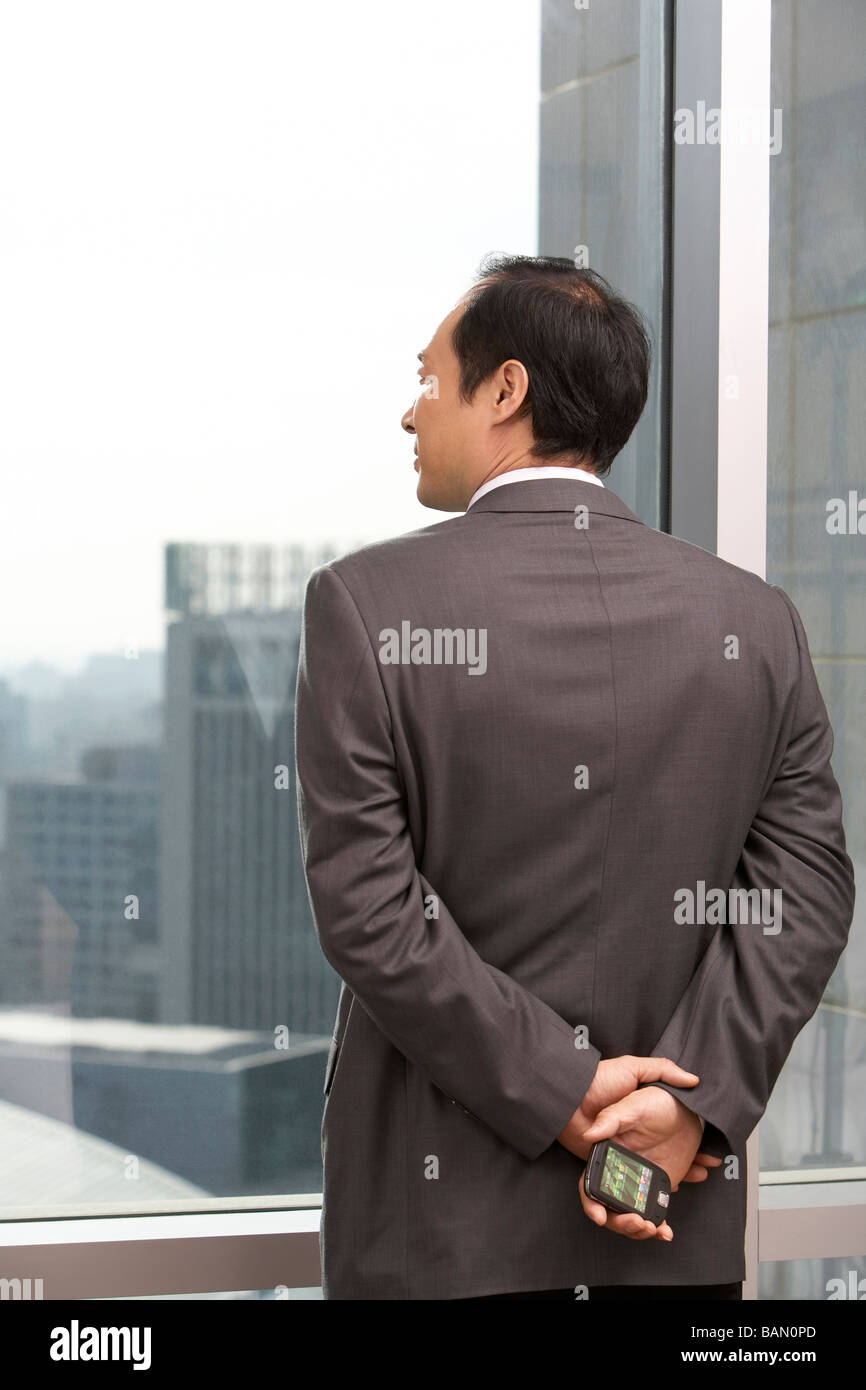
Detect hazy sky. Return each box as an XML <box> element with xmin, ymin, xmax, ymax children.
<box><xmin>0</xmin><ymin>0</ymin><xmax>541</xmax><ymax>670</ymax></box>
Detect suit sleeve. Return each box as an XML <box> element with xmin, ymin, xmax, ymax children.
<box><xmin>293</xmin><ymin>562</ymin><xmax>601</xmax><ymax>1161</ymax></box>
<box><xmin>647</xmin><ymin>586</ymin><xmax>856</xmax><ymax>1156</ymax></box>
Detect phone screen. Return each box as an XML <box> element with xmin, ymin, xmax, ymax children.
<box><xmin>599</xmin><ymin>1144</ymin><xmax>654</xmax><ymax>1214</ymax></box>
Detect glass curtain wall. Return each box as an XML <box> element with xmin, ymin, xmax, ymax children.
<box><xmin>759</xmin><ymin>0</ymin><xmax>865</xmax><ymax>1300</ymax></box>
<box><xmin>539</xmin><ymin>0</ymin><xmax>669</xmax><ymax>525</ymax></box>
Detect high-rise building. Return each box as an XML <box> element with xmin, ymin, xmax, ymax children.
<box><xmin>2</xmin><ymin>745</ymin><xmax>161</xmax><ymax>1019</ymax></box>
<box><xmin>159</xmin><ymin>543</ymin><xmax>342</xmax><ymax>1036</ymax></box>
<box><xmin>0</xmin><ymin>676</ymin><xmax>28</xmax><ymax>844</ymax></box>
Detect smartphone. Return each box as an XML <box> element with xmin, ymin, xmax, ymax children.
<box><xmin>584</xmin><ymin>1140</ymin><xmax>672</xmax><ymax>1225</ymax></box>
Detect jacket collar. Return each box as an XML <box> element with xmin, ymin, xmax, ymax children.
<box><xmin>465</xmin><ymin>477</ymin><xmax>644</xmax><ymax>525</ymax></box>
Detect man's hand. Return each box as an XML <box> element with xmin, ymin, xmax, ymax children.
<box><xmin>556</xmin><ymin>1056</ymin><xmax>700</xmax><ymax>1165</ymax></box>
<box><xmin>577</xmin><ymin>1084</ymin><xmax>722</xmax><ymax>1242</ymax></box>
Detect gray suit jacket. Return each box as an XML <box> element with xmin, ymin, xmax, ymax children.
<box><xmin>293</xmin><ymin>477</ymin><xmax>855</xmax><ymax>1300</ymax></box>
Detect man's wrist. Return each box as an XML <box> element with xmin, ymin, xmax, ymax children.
<box><xmin>641</xmin><ymin>1083</ymin><xmax>705</xmax><ymax>1135</ymax></box>
<box><xmin>640</xmin><ymin>1082</ymin><xmax>704</xmax><ymax>1128</ymax></box>
<box><xmin>674</xmin><ymin>1094</ymin><xmax>705</xmax><ymax>1136</ymax></box>
<box><xmin>556</xmin><ymin>1106</ymin><xmax>593</xmax><ymax>1159</ymax></box>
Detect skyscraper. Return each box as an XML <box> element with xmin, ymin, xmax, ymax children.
<box><xmin>160</xmin><ymin>543</ymin><xmax>342</xmax><ymax>1036</ymax></box>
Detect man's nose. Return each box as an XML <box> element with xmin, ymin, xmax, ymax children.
<box><xmin>401</xmin><ymin>405</ymin><xmax>416</xmax><ymax>435</ymax></box>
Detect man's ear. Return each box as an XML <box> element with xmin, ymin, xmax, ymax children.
<box><xmin>495</xmin><ymin>359</ymin><xmax>530</xmax><ymax>414</ymax></box>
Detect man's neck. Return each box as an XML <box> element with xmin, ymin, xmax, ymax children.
<box><xmin>474</xmin><ymin>456</ymin><xmax>596</xmax><ymax>489</ymax></box>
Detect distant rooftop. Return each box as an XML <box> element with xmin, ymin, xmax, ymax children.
<box><xmin>0</xmin><ymin>1096</ymin><xmax>210</xmax><ymax>1213</ymax></box>
<box><xmin>0</xmin><ymin>1009</ymin><xmax>326</xmax><ymax>1061</ymax></box>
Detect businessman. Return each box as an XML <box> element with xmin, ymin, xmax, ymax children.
<box><xmin>294</xmin><ymin>254</ymin><xmax>855</xmax><ymax>1300</ymax></box>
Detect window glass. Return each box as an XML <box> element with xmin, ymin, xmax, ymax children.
<box><xmin>762</xmin><ymin>0</ymin><xmax>866</xmax><ymax>1178</ymax></box>
<box><xmin>0</xmin><ymin>0</ymin><xmax>546</xmax><ymax>1215</ymax></box>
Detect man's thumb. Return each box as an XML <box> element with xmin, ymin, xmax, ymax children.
<box><xmin>582</xmin><ymin>1106</ymin><xmax>626</xmax><ymax>1140</ymax></box>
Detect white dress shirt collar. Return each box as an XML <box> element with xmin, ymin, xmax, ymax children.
<box><xmin>467</xmin><ymin>464</ymin><xmax>604</xmax><ymax>511</ymax></box>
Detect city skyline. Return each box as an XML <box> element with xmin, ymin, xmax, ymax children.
<box><xmin>0</xmin><ymin>0</ymin><xmax>541</xmax><ymax>668</ymax></box>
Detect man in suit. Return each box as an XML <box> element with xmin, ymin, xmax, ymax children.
<box><xmin>293</xmin><ymin>255</ymin><xmax>855</xmax><ymax>1300</ymax></box>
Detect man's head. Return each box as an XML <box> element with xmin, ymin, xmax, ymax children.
<box><xmin>401</xmin><ymin>254</ymin><xmax>652</xmax><ymax>512</ymax></box>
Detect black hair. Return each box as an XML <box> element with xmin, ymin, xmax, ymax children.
<box><xmin>451</xmin><ymin>254</ymin><xmax>651</xmax><ymax>476</ymax></box>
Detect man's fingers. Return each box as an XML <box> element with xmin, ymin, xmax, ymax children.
<box><xmin>603</xmin><ymin>1212</ymin><xmax>672</xmax><ymax>1242</ymax></box>
<box><xmin>681</xmin><ymin>1162</ymin><xmax>710</xmax><ymax>1183</ymax></box>
<box><xmin>579</xmin><ymin>1172</ymin><xmax>673</xmax><ymax>1243</ymax></box>
<box><xmin>680</xmin><ymin>1154</ymin><xmax>722</xmax><ymax>1181</ymax></box>
<box><xmin>605</xmin><ymin>1215</ymin><xmax>651</xmax><ymax>1240</ymax></box>
<box><xmin>581</xmin><ymin>1102</ymin><xmax>633</xmax><ymax>1143</ymax></box>
<box><xmin>578</xmin><ymin>1170</ymin><xmax>610</xmax><ymax>1228</ymax></box>
<box><xmin>577</xmin><ymin>1171</ymin><xmax>653</xmax><ymax>1239</ymax></box>
<box><xmin>633</xmin><ymin>1056</ymin><xmax>699</xmax><ymax>1087</ymax></box>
